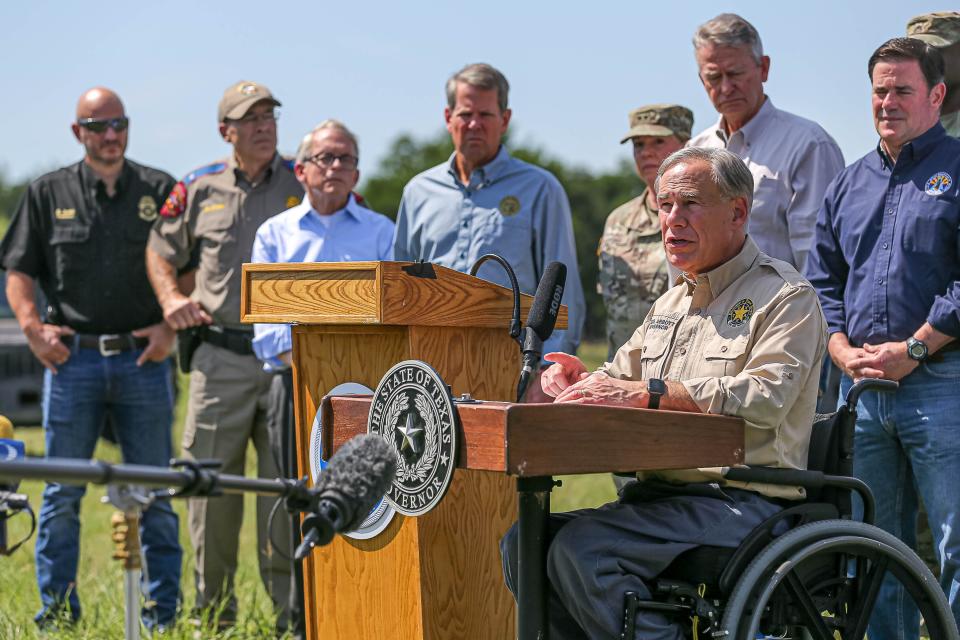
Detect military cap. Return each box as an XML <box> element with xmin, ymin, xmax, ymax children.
<box><xmin>907</xmin><ymin>12</ymin><xmax>960</xmax><ymax>49</ymax></box>
<box><xmin>218</xmin><ymin>80</ymin><xmax>282</xmax><ymax>122</ymax></box>
<box><xmin>620</xmin><ymin>104</ymin><xmax>694</xmax><ymax>144</ymax></box>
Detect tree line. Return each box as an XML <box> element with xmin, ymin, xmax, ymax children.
<box><xmin>0</xmin><ymin>131</ymin><xmax>644</xmax><ymax>339</ymax></box>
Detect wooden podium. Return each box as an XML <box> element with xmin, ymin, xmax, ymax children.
<box><xmin>241</xmin><ymin>261</ymin><xmax>745</xmax><ymax>640</ymax></box>
<box><xmin>240</xmin><ymin>261</ymin><xmax>567</xmax><ymax>640</ymax></box>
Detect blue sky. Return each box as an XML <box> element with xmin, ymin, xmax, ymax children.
<box><xmin>0</xmin><ymin>1</ymin><xmax>932</xmax><ymax>188</ymax></box>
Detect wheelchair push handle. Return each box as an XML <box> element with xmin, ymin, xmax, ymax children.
<box><xmin>844</xmin><ymin>378</ymin><xmax>898</xmax><ymax>412</ymax></box>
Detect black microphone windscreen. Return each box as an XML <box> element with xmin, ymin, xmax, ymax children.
<box><xmin>319</xmin><ymin>434</ymin><xmax>396</xmax><ymax>531</ymax></box>
<box><xmin>526</xmin><ymin>262</ymin><xmax>567</xmax><ymax>342</ymax></box>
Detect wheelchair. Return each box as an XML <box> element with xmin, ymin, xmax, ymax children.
<box><xmin>621</xmin><ymin>378</ymin><xmax>960</xmax><ymax>639</ymax></box>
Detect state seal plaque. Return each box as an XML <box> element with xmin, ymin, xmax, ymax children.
<box><xmin>368</xmin><ymin>360</ymin><xmax>457</xmax><ymax>517</ymax></box>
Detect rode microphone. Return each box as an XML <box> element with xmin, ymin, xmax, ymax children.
<box><xmin>295</xmin><ymin>434</ymin><xmax>395</xmax><ymax>560</ymax></box>
<box><xmin>517</xmin><ymin>262</ymin><xmax>567</xmax><ymax>401</ymax></box>
<box><xmin>1</xmin><ymin>415</ymin><xmax>29</xmax><ymax>555</ymax></box>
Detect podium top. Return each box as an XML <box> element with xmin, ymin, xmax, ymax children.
<box><xmin>241</xmin><ymin>260</ymin><xmax>569</xmax><ymax>329</ymax></box>
<box><xmin>322</xmin><ymin>395</ymin><xmax>744</xmax><ymax>477</ymax></box>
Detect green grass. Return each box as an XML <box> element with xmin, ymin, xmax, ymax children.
<box><xmin>0</xmin><ymin>342</ymin><xmax>619</xmax><ymax>637</ymax></box>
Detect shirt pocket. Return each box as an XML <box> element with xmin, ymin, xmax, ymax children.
<box><xmin>49</xmin><ymin>224</ymin><xmax>91</xmax><ymax>294</ymax></box>
<box><xmin>699</xmin><ymin>333</ymin><xmax>750</xmax><ymax>378</ymax></box>
<box><xmin>637</xmin><ymin>333</ymin><xmax>671</xmax><ymax>379</ymax></box>
<box><xmin>194</xmin><ymin>205</ymin><xmax>237</xmax><ymax>275</ymax></box>
<box><xmin>902</xmin><ymin>199</ymin><xmax>958</xmax><ymax>255</ymax></box>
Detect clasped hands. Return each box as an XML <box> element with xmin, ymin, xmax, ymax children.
<box><xmin>539</xmin><ymin>352</ymin><xmax>649</xmax><ymax>407</ymax></box>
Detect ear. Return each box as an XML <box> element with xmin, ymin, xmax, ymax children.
<box><xmin>218</xmin><ymin>122</ymin><xmax>229</xmax><ymax>142</ymax></box>
<box><xmin>294</xmin><ymin>162</ymin><xmax>306</xmax><ymax>180</ymax></box>
<box><xmin>759</xmin><ymin>55</ymin><xmax>771</xmax><ymax>83</ymax></box>
<box><xmin>71</xmin><ymin>122</ymin><xmax>82</xmax><ymax>143</ymax></box>
<box><xmin>731</xmin><ymin>195</ymin><xmax>750</xmax><ymax>228</ymax></box>
<box><xmin>930</xmin><ymin>81</ymin><xmax>947</xmax><ymax>109</ymax></box>
<box><xmin>500</xmin><ymin>108</ymin><xmax>512</xmax><ymax>133</ymax></box>
<box><xmin>444</xmin><ymin>106</ymin><xmax>453</xmax><ymax>133</ymax></box>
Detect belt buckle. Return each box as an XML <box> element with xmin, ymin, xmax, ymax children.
<box><xmin>99</xmin><ymin>334</ymin><xmax>123</xmax><ymax>357</ymax></box>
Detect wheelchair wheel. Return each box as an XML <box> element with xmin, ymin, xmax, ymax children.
<box><xmin>719</xmin><ymin>521</ymin><xmax>958</xmax><ymax>640</ymax></box>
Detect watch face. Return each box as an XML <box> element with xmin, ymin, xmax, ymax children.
<box><xmin>908</xmin><ymin>339</ymin><xmax>927</xmax><ymax>360</ymax></box>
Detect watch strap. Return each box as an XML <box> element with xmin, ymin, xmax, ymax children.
<box><xmin>647</xmin><ymin>378</ymin><xmax>666</xmax><ymax>410</ymax></box>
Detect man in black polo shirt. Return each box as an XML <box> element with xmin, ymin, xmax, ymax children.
<box><xmin>0</xmin><ymin>87</ymin><xmax>182</xmax><ymax>631</ymax></box>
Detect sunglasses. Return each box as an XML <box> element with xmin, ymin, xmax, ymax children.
<box><xmin>77</xmin><ymin>117</ymin><xmax>129</xmax><ymax>133</ymax></box>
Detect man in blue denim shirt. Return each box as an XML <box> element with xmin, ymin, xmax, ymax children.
<box><xmin>806</xmin><ymin>38</ymin><xmax>960</xmax><ymax>638</ymax></box>
<box><xmin>393</xmin><ymin>63</ymin><xmax>585</xmax><ymax>398</ymax></box>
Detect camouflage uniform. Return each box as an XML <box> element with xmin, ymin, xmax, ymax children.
<box><xmin>599</xmin><ymin>104</ymin><xmax>693</xmax><ymax>359</ymax></box>
<box><xmin>598</xmin><ymin>189</ymin><xmax>668</xmax><ymax>359</ymax></box>
<box><xmin>909</xmin><ymin>12</ymin><xmax>960</xmax><ymax>138</ymax></box>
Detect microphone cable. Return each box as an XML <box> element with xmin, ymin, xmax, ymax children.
<box><xmin>469</xmin><ymin>254</ymin><xmax>522</xmax><ymax>344</ymax></box>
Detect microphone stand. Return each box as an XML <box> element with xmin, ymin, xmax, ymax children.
<box><xmin>0</xmin><ymin>457</ymin><xmax>337</xmax><ymax>639</ymax></box>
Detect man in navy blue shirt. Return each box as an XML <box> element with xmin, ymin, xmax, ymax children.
<box><xmin>806</xmin><ymin>37</ymin><xmax>960</xmax><ymax>638</ymax></box>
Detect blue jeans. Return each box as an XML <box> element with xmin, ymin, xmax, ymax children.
<box><xmin>843</xmin><ymin>353</ymin><xmax>960</xmax><ymax>639</ymax></box>
<box><xmin>35</xmin><ymin>344</ymin><xmax>181</xmax><ymax>628</ymax></box>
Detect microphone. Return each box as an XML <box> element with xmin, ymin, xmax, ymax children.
<box><xmin>517</xmin><ymin>262</ymin><xmax>567</xmax><ymax>402</ymax></box>
<box><xmin>295</xmin><ymin>433</ymin><xmax>395</xmax><ymax>560</ymax></box>
<box><xmin>1</xmin><ymin>415</ymin><xmax>28</xmax><ymax>556</ymax></box>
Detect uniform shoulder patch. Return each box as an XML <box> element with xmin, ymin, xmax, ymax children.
<box><xmin>281</xmin><ymin>156</ymin><xmax>295</xmax><ymax>172</ymax></box>
<box><xmin>160</xmin><ymin>182</ymin><xmax>187</xmax><ymax>218</ymax></box>
<box><xmin>726</xmin><ymin>298</ymin><xmax>754</xmax><ymax>327</ymax></box>
<box><xmin>183</xmin><ymin>161</ymin><xmax>227</xmax><ymax>186</ymax></box>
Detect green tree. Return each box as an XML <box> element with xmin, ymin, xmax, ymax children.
<box><xmin>0</xmin><ymin>171</ymin><xmax>29</xmax><ymax>236</ymax></box>
<box><xmin>359</xmin><ymin>131</ymin><xmax>641</xmax><ymax>340</ymax></box>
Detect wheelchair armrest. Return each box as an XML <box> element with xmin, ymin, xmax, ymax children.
<box><xmin>724</xmin><ymin>466</ymin><xmax>876</xmax><ymax>525</ymax></box>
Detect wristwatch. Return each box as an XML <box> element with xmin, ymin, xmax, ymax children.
<box><xmin>647</xmin><ymin>378</ymin><xmax>666</xmax><ymax>410</ymax></box>
<box><xmin>906</xmin><ymin>337</ymin><xmax>929</xmax><ymax>362</ymax></box>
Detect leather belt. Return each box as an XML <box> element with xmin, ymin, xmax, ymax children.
<box><xmin>200</xmin><ymin>326</ymin><xmax>254</xmax><ymax>356</ymax></box>
<box><xmin>64</xmin><ymin>333</ymin><xmax>149</xmax><ymax>357</ymax></box>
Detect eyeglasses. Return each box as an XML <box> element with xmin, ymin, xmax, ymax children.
<box><xmin>230</xmin><ymin>109</ymin><xmax>280</xmax><ymax>126</ymax></box>
<box><xmin>307</xmin><ymin>152</ymin><xmax>359</xmax><ymax>169</ymax></box>
<box><xmin>77</xmin><ymin>117</ymin><xmax>129</xmax><ymax>133</ymax></box>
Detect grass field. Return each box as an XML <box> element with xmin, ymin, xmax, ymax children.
<box><xmin>0</xmin><ymin>343</ymin><xmax>617</xmax><ymax>638</ymax></box>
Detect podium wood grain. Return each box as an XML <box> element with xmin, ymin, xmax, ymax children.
<box><xmin>291</xmin><ymin>323</ymin><xmax>519</xmax><ymax>640</ymax></box>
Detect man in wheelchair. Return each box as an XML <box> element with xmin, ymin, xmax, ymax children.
<box><xmin>499</xmin><ymin>148</ymin><xmax>958</xmax><ymax>639</ymax></box>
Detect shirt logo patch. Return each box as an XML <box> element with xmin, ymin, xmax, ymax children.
<box><xmin>160</xmin><ymin>182</ymin><xmax>187</xmax><ymax>218</ymax></box>
<box><xmin>925</xmin><ymin>172</ymin><xmax>953</xmax><ymax>196</ymax></box>
<box><xmin>200</xmin><ymin>202</ymin><xmax>226</xmax><ymax>214</ymax></box>
<box><xmin>726</xmin><ymin>298</ymin><xmax>754</xmax><ymax>327</ymax></box>
<box><xmin>138</xmin><ymin>195</ymin><xmax>158</xmax><ymax>222</ymax></box>
<box><xmin>54</xmin><ymin>208</ymin><xmax>76</xmax><ymax>220</ymax></box>
<box><xmin>499</xmin><ymin>196</ymin><xmax>521</xmax><ymax>216</ymax></box>
<box><xmin>646</xmin><ymin>315</ymin><xmax>676</xmax><ymax>332</ymax></box>
<box><xmin>286</xmin><ymin>195</ymin><xmax>301</xmax><ymax>208</ymax></box>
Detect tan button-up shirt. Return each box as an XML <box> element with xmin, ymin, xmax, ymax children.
<box><xmin>149</xmin><ymin>153</ymin><xmax>303</xmax><ymax>330</ymax></box>
<box><xmin>600</xmin><ymin>237</ymin><xmax>826</xmax><ymax>499</ymax></box>
<box><xmin>689</xmin><ymin>98</ymin><xmax>844</xmax><ymax>272</ymax></box>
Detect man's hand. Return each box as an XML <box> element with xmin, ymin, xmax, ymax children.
<box><xmin>828</xmin><ymin>333</ymin><xmax>879</xmax><ymax>380</ymax></box>
<box><xmin>278</xmin><ymin>351</ymin><xmax>292</xmax><ymax>367</ymax></box>
<box><xmin>161</xmin><ymin>293</ymin><xmax>212</xmax><ymax>330</ymax></box>
<box><xmin>24</xmin><ymin>323</ymin><xmax>75</xmax><ymax>373</ymax></box>
<box><xmin>132</xmin><ymin>322</ymin><xmax>176</xmax><ymax>366</ymax></box>
<box><xmin>848</xmin><ymin>341</ymin><xmax>918</xmax><ymax>382</ymax></box>
<box><xmin>540</xmin><ymin>352</ymin><xmax>589</xmax><ymax>398</ymax></box>
<box><xmin>554</xmin><ymin>372</ymin><xmax>648</xmax><ymax>407</ymax></box>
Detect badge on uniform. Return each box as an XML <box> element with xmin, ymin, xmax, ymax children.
<box><xmin>54</xmin><ymin>208</ymin><xmax>76</xmax><ymax>220</ymax></box>
<box><xmin>138</xmin><ymin>195</ymin><xmax>158</xmax><ymax>222</ymax></box>
<box><xmin>925</xmin><ymin>172</ymin><xmax>953</xmax><ymax>196</ymax></box>
<box><xmin>499</xmin><ymin>195</ymin><xmax>521</xmax><ymax>216</ymax></box>
<box><xmin>286</xmin><ymin>195</ymin><xmax>301</xmax><ymax>208</ymax></box>
<box><xmin>726</xmin><ymin>298</ymin><xmax>754</xmax><ymax>327</ymax></box>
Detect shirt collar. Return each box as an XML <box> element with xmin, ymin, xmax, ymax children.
<box><xmin>714</xmin><ymin>96</ymin><xmax>774</xmax><ymax>145</ymax></box>
<box><xmin>299</xmin><ymin>192</ymin><xmax>361</xmax><ymax>223</ymax></box>
<box><xmin>875</xmin><ymin>121</ymin><xmax>947</xmax><ymax>169</ymax></box>
<box><xmin>446</xmin><ymin>145</ymin><xmax>511</xmax><ymax>186</ymax></box>
<box><xmin>78</xmin><ymin>158</ymin><xmax>131</xmax><ymax>196</ymax></box>
<box><xmin>685</xmin><ymin>236</ymin><xmax>760</xmax><ymax>302</ymax></box>
<box><xmin>228</xmin><ymin>152</ymin><xmax>279</xmax><ymax>186</ymax></box>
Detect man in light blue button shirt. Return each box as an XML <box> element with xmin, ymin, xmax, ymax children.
<box><xmin>394</xmin><ymin>63</ymin><xmax>585</xmax><ymax>397</ymax></box>
<box><xmin>250</xmin><ymin>119</ymin><xmax>393</xmax><ymax>638</ymax></box>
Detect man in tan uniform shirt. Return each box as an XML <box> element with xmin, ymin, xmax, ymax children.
<box><xmin>909</xmin><ymin>12</ymin><xmax>960</xmax><ymax>137</ymax></box>
<box><xmin>145</xmin><ymin>81</ymin><xmax>304</xmax><ymax>633</ymax></box>
<box><xmin>500</xmin><ymin>147</ymin><xmax>825</xmax><ymax>639</ymax></box>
